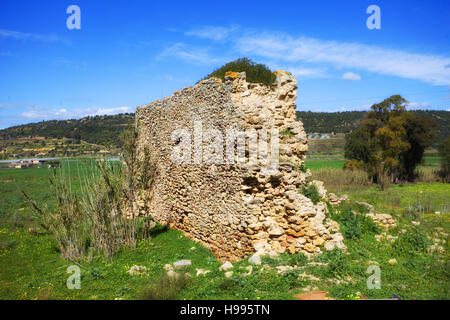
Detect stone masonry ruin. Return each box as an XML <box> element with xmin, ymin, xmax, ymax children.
<box><xmin>135</xmin><ymin>71</ymin><xmax>346</xmax><ymax>261</ymax></box>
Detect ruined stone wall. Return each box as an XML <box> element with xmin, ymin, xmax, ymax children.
<box><xmin>135</xmin><ymin>71</ymin><xmax>345</xmax><ymax>261</ymax></box>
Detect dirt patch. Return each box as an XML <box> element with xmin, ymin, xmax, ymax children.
<box><xmin>294</xmin><ymin>290</ymin><xmax>334</xmax><ymax>300</ymax></box>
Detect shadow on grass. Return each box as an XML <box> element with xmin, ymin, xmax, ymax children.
<box><xmin>149</xmin><ymin>223</ymin><xmax>169</xmax><ymax>237</ymax></box>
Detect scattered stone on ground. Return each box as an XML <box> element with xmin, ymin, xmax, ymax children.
<box><xmin>298</xmin><ymin>273</ymin><xmax>320</xmax><ymax>281</ymax></box>
<box><xmin>224</xmin><ymin>271</ymin><xmax>233</xmax><ymax>278</ymax></box>
<box><xmin>242</xmin><ymin>266</ymin><xmax>253</xmax><ymax>276</ymax></box>
<box><xmin>196</xmin><ymin>268</ymin><xmax>210</xmax><ymax>276</ymax></box>
<box><xmin>127</xmin><ymin>265</ymin><xmax>148</xmax><ymax>276</ymax></box>
<box><xmin>388</xmin><ymin>258</ymin><xmax>398</xmax><ymax>265</ymax></box>
<box><xmin>248</xmin><ymin>254</ymin><xmax>262</xmax><ymax>265</ymax></box>
<box><xmin>328</xmin><ymin>276</ymin><xmax>354</xmax><ymax>285</ymax></box>
<box><xmin>307</xmin><ymin>261</ymin><xmax>328</xmax><ymax>267</ymax></box>
<box><xmin>411</xmin><ymin>221</ymin><xmax>421</xmax><ymax>226</ymax></box>
<box><xmin>368</xmin><ymin>213</ymin><xmax>396</xmax><ymax>230</ymax></box>
<box><xmin>276</xmin><ymin>265</ymin><xmax>297</xmax><ymax>274</ymax></box>
<box><xmin>219</xmin><ymin>261</ymin><xmax>233</xmax><ymax>271</ymax></box>
<box><xmin>386</xmin><ymin>235</ymin><xmax>398</xmax><ymax>242</ymax></box>
<box><xmin>173</xmin><ymin>260</ymin><xmax>192</xmax><ymax>269</ymax></box>
<box><xmin>164</xmin><ymin>264</ymin><xmax>173</xmax><ymax>271</ymax></box>
<box><xmin>260</xmin><ymin>264</ymin><xmax>272</xmax><ymax>272</ymax></box>
<box><xmin>428</xmin><ymin>244</ymin><xmax>445</xmax><ymax>255</ymax></box>
<box><xmin>327</xmin><ymin>193</ymin><xmax>348</xmax><ymax>206</ymax></box>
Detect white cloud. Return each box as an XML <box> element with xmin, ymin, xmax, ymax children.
<box><xmin>339</xmin><ymin>104</ymin><xmax>372</xmax><ymax>112</ymax></box>
<box><xmin>289</xmin><ymin>67</ymin><xmax>328</xmax><ymax>78</ymax></box>
<box><xmin>20</xmin><ymin>105</ymin><xmax>132</xmax><ymax>121</ymax></box>
<box><xmin>158</xmin><ymin>42</ymin><xmax>220</xmax><ymax>65</ymax></box>
<box><xmin>405</xmin><ymin>102</ymin><xmax>430</xmax><ymax>110</ymax></box>
<box><xmin>186</xmin><ymin>25</ymin><xmax>239</xmax><ymax>41</ymax></box>
<box><xmin>342</xmin><ymin>72</ymin><xmax>361</xmax><ymax>81</ymax></box>
<box><xmin>234</xmin><ymin>33</ymin><xmax>450</xmax><ymax>86</ymax></box>
<box><xmin>0</xmin><ymin>29</ymin><xmax>70</xmax><ymax>45</ymax></box>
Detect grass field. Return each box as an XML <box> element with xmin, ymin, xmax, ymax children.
<box><xmin>0</xmin><ymin>159</ymin><xmax>449</xmax><ymax>300</ymax></box>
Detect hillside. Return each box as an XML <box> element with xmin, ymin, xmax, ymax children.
<box><xmin>0</xmin><ymin>110</ymin><xmax>447</xmax><ymax>159</ymax></box>
<box><xmin>1</xmin><ymin>113</ymin><xmax>134</xmax><ymax>147</ymax></box>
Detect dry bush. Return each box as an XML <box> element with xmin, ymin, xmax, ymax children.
<box><xmin>23</xmin><ymin>126</ymin><xmax>158</xmax><ymax>261</ymax></box>
<box><xmin>375</xmin><ymin>166</ymin><xmax>391</xmax><ymax>191</ymax></box>
<box><xmin>139</xmin><ymin>274</ymin><xmax>191</xmax><ymax>300</ymax></box>
<box><xmin>311</xmin><ymin>168</ymin><xmax>371</xmax><ymax>193</ymax></box>
<box><xmin>416</xmin><ymin>167</ymin><xmax>439</xmax><ymax>183</ymax></box>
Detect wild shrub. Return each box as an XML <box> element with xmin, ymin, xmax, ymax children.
<box><xmin>311</xmin><ymin>168</ymin><xmax>371</xmax><ymax>193</ymax></box>
<box><xmin>416</xmin><ymin>167</ymin><xmax>439</xmax><ymax>183</ymax></box>
<box><xmin>317</xmin><ymin>248</ymin><xmax>352</xmax><ymax>278</ymax></box>
<box><xmin>203</xmin><ymin>58</ymin><xmax>276</xmax><ymax>86</ymax></box>
<box><xmin>344</xmin><ymin>159</ymin><xmax>364</xmax><ymax>171</ymax></box>
<box><xmin>280</xmin><ymin>128</ymin><xmax>295</xmax><ymax>137</ymax></box>
<box><xmin>330</xmin><ymin>203</ymin><xmax>379</xmax><ymax>240</ymax></box>
<box><xmin>23</xmin><ymin>126</ymin><xmax>158</xmax><ymax>261</ymax></box>
<box><xmin>301</xmin><ymin>184</ymin><xmax>321</xmax><ymax>204</ymax></box>
<box><xmin>287</xmin><ymin>253</ymin><xmax>308</xmax><ymax>267</ymax></box>
<box><xmin>297</xmin><ymin>162</ymin><xmax>307</xmax><ymax>173</ymax></box>
<box><xmin>376</xmin><ymin>166</ymin><xmax>391</xmax><ymax>191</ymax></box>
<box><xmin>394</xmin><ymin>226</ymin><xmax>431</xmax><ymax>255</ymax></box>
<box><xmin>140</xmin><ymin>273</ymin><xmax>191</xmax><ymax>300</ymax></box>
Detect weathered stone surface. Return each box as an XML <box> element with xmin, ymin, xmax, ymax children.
<box><xmin>367</xmin><ymin>213</ymin><xmax>396</xmax><ymax>230</ymax></box>
<box><xmin>219</xmin><ymin>261</ymin><xmax>233</xmax><ymax>271</ymax></box>
<box><xmin>127</xmin><ymin>265</ymin><xmax>148</xmax><ymax>276</ymax></box>
<box><xmin>248</xmin><ymin>253</ymin><xmax>262</xmax><ymax>265</ymax></box>
<box><xmin>173</xmin><ymin>260</ymin><xmax>192</xmax><ymax>269</ymax></box>
<box><xmin>196</xmin><ymin>268</ymin><xmax>210</xmax><ymax>276</ymax></box>
<box><xmin>136</xmin><ymin>71</ymin><xmax>346</xmax><ymax>261</ymax></box>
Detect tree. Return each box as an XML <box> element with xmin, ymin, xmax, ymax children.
<box><xmin>438</xmin><ymin>136</ymin><xmax>450</xmax><ymax>182</ymax></box>
<box><xmin>344</xmin><ymin>95</ymin><xmax>435</xmax><ymax>186</ymax></box>
<box><xmin>400</xmin><ymin>114</ymin><xmax>435</xmax><ymax>180</ymax></box>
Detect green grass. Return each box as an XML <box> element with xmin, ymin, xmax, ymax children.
<box><xmin>0</xmin><ymin>160</ymin><xmax>449</xmax><ymax>300</ymax></box>
<box><xmin>305</xmin><ymin>154</ymin><xmax>442</xmax><ymax>171</ymax></box>
<box><xmin>306</xmin><ymin>160</ymin><xmax>346</xmax><ymax>171</ymax></box>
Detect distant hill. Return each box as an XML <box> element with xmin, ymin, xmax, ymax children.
<box><xmin>297</xmin><ymin>110</ymin><xmax>449</xmax><ymax>147</ymax></box>
<box><xmin>0</xmin><ymin>113</ymin><xmax>134</xmax><ymax>149</ymax></box>
<box><xmin>0</xmin><ymin>110</ymin><xmax>447</xmax><ymax>159</ymax></box>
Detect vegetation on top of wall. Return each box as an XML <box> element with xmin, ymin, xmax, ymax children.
<box><xmin>202</xmin><ymin>58</ymin><xmax>276</xmax><ymax>86</ymax></box>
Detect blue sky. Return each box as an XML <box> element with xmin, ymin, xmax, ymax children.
<box><xmin>1</xmin><ymin>0</ymin><xmax>449</xmax><ymax>129</ymax></box>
